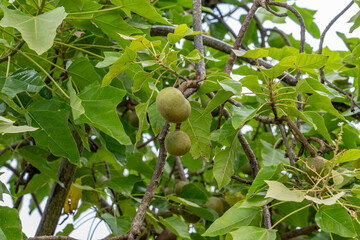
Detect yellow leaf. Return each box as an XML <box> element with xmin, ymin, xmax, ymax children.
<box><xmin>63</xmin><ymin>178</ymin><xmax>82</xmax><ymax>214</ymax></box>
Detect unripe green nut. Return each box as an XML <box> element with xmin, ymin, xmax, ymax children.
<box><xmin>124</xmin><ymin>110</ymin><xmax>139</xmax><ymax>128</ymax></box>
<box><xmin>156</xmin><ymin>87</ymin><xmax>191</xmax><ymax>123</ymax></box>
<box><xmin>165</xmin><ymin>131</ymin><xmax>191</xmax><ymax>156</ymax></box>
<box><xmin>303</xmin><ymin>156</ymin><xmax>329</xmax><ymax>184</ymax></box>
<box><xmin>174</xmin><ymin>181</ymin><xmax>188</xmax><ymax>196</ymax></box>
<box><xmin>204</xmin><ymin>197</ymin><xmax>224</xmax><ymax>215</ymax></box>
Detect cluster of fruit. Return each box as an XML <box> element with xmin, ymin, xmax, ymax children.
<box><xmin>156</xmin><ymin>87</ymin><xmax>192</xmax><ymax>156</ymax></box>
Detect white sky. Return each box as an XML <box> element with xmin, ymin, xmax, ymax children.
<box><xmin>1</xmin><ymin>1</ymin><xmax>359</xmax><ymax>239</ymax></box>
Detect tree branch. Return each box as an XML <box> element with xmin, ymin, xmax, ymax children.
<box><xmin>0</xmin><ymin>41</ymin><xmax>24</xmax><ymax>64</ymax></box>
<box><xmin>280</xmin><ymin>224</ymin><xmax>319</xmax><ymax>240</ymax></box>
<box><xmin>127</xmin><ymin>122</ymin><xmax>170</xmax><ymax>240</ymax></box>
<box><xmin>224</xmin><ymin>2</ymin><xmax>259</xmax><ymax>74</ymax></box>
<box><xmin>231</xmin><ymin>175</ymin><xmax>253</xmax><ymax>184</ymax></box>
<box><xmin>193</xmin><ymin>0</ymin><xmax>205</xmax><ymax>80</ymax></box>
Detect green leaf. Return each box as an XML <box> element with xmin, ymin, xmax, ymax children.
<box><xmin>112</xmin><ymin>0</ymin><xmax>170</xmax><ymax>25</ymax></box>
<box><xmin>240</xmin><ymin>75</ymin><xmax>262</xmax><ymax>94</ymax></box>
<box><xmin>0</xmin><ymin>206</ymin><xmax>22</xmax><ymax>240</ymax></box>
<box><xmin>182</xmin><ymin>102</ymin><xmax>212</xmax><ymax>160</ymax></box>
<box><xmin>232</xmin><ymin>49</ymin><xmax>269</xmax><ymax>59</ymax></box>
<box><xmin>68</xmin><ymin>82</ymin><xmax>131</xmax><ymax>145</ymax></box>
<box><xmin>0</xmin><ymin>7</ymin><xmax>67</xmax><ymax>55</ymax></box>
<box><xmin>0</xmin><ymin>68</ymin><xmax>45</xmax><ymax>98</ymax></box>
<box><xmin>185</xmin><ymin>49</ymin><xmax>203</xmax><ymax>63</ymax></box>
<box><xmin>261</xmin><ymin>140</ymin><xmax>288</xmax><ymax>166</ymax></box>
<box><xmin>159</xmin><ymin>216</ymin><xmax>190</xmax><ymax>239</ymax></box>
<box><xmin>335</xmin><ymin>149</ymin><xmax>360</xmax><ymax>164</ymax></box>
<box><xmin>68</xmin><ymin>58</ymin><xmax>101</xmax><ymax>91</ymax></box>
<box><xmin>296</xmin><ymin>78</ymin><xmax>332</xmax><ymax>95</ymax></box>
<box><xmin>167</xmin><ymin>24</ymin><xmax>201</xmax><ymax>44</ymax></box>
<box><xmin>96</xmin><ymin>52</ymin><xmax>122</xmax><ymax>68</ymax></box>
<box><xmin>27</xmin><ymin>99</ymin><xmax>80</xmax><ymax>164</ymax></box>
<box><xmin>126</xmin><ymin>153</ymin><xmax>154</xmax><ymax>178</ymax></box>
<box><xmin>0</xmin><ymin>116</ymin><xmax>38</xmax><ymax>133</ymax></box>
<box><xmin>295</xmin><ymin>53</ymin><xmax>328</xmax><ymax>70</ymax></box>
<box><xmin>265</xmin><ymin>180</ymin><xmax>305</xmax><ymax>202</ymax></box>
<box><xmin>227</xmin><ymin>226</ymin><xmax>277</xmax><ymax>240</ymax></box>
<box><xmin>232</xmin><ymin>105</ymin><xmax>257</xmax><ymax>129</ymax></box>
<box><xmin>93</xmin><ymin>9</ymin><xmax>142</xmax><ymax>38</ymax></box>
<box><xmin>304</xmin><ymin>112</ymin><xmax>332</xmax><ymax>143</ymax></box>
<box><xmin>306</xmin><ymin>93</ymin><xmax>346</xmax><ymax>120</ymax></box>
<box><xmin>213</xmin><ymin>147</ymin><xmax>235</xmax><ymax>190</ymax></box>
<box><xmin>101</xmin><ymin>213</ymin><xmax>132</xmax><ymax>235</ymax></box>
<box><xmin>102</xmin><ymin>47</ymin><xmax>137</xmax><ymax>87</ymax></box>
<box><xmin>247</xmin><ymin>164</ymin><xmax>283</xmax><ymax>197</ymax></box>
<box><xmin>180</xmin><ymin>182</ymin><xmax>209</xmax><ymax>205</ymax></box>
<box><xmin>147</xmin><ymin>103</ymin><xmax>166</xmax><ymax>136</ymax></box>
<box><xmin>201</xmin><ymin>90</ymin><xmax>233</xmax><ymax>117</ymax></box>
<box><xmin>276</xmin><ymin>201</ymin><xmax>309</xmax><ymax>227</ymax></box>
<box><xmin>202</xmin><ymin>205</ymin><xmax>260</xmax><ymax>237</ymax></box>
<box><xmin>315</xmin><ymin>204</ymin><xmax>357</xmax><ymax>237</ymax></box>
<box><xmin>135</xmin><ymin>103</ymin><xmax>150</xmax><ymax>144</ymax></box>
<box><xmin>219</xmin><ymin>79</ymin><xmax>242</xmax><ymax>96</ymax></box>
<box><xmin>133</xmin><ymin>71</ymin><xmax>155</xmax><ymax>93</ymax></box>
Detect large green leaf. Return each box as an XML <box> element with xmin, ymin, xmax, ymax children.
<box><xmin>67</xmin><ymin>58</ymin><xmax>101</xmax><ymax>91</ymax></box>
<box><xmin>202</xmin><ymin>205</ymin><xmax>260</xmax><ymax>237</ymax></box>
<box><xmin>180</xmin><ymin>182</ymin><xmax>209</xmax><ymax>205</ymax></box>
<box><xmin>306</xmin><ymin>93</ymin><xmax>346</xmax><ymax>120</ymax></box>
<box><xmin>261</xmin><ymin>140</ymin><xmax>288</xmax><ymax>166</ymax></box>
<box><xmin>147</xmin><ymin>103</ymin><xmax>166</xmax><ymax>136</ymax></box>
<box><xmin>213</xmin><ymin>147</ymin><xmax>235</xmax><ymax>189</ymax></box>
<box><xmin>0</xmin><ymin>68</ymin><xmax>45</xmax><ymax>98</ymax></box>
<box><xmin>200</xmin><ymin>90</ymin><xmax>233</xmax><ymax>118</ymax></box>
<box><xmin>227</xmin><ymin>226</ymin><xmax>277</xmax><ymax>240</ymax></box>
<box><xmin>232</xmin><ymin>105</ymin><xmax>257</xmax><ymax>129</ymax></box>
<box><xmin>159</xmin><ymin>216</ymin><xmax>190</xmax><ymax>239</ymax></box>
<box><xmin>26</xmin><ymin>99</ymin><xmax>80</xmax><ymax>164</ymax></box>
<box><xmin>93</xmin><ymin>10</ymin><xmax>142</xmax><ymax>46</ymax></box>
<box><xmin>182</xmin><ymin>102</ymin><xmax>212</xmax><ymax>160</ymax></box>
<box><xmin>0</xmin><ymin>206</ymin><xmax>22</xmax><ymax>240</ymax></box>
<box><xmin>315</xmin><ymin>204</ymin><xmax>357</xmax><ymax>237</ymax></box>
<box><xmin>111</xmin><ymin>0</ymin><xmax>170</xmax><ymax>25</ymax></box>
<box><xmin>68</xmin><ymin>82</ymin><xmax>131</xmax><ymax>145</ymax></box>
<box><xmin>304</xmin><ymin>111</ymin><xmax>332</xmax><ymax>143</ymax></box>
<box><xmin>335</xmin><ymin>149</ymin><xmax>360</xmax><ymax>164</ymax></box>
<box><xmin>0</xmin><ymin>7</ymin><xmax>67</xmax><ymax>55</ymax></box>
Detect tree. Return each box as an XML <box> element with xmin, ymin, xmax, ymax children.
<box><xmin>0</xmin><ymin>0</ymin><xmax>360</xmax><ymax>239</ymax></box>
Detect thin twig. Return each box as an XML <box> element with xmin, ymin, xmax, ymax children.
<box><xmin>231</xmin><ymin>175</ymin><xmax>253</xmax><ymax>184</ymax></box>
<box><xmin>174</xmin><ymin>156</ymin><xmax>188</xmax><ymax>182</ymax></box>
<box><xmin>0</xmin><ymin>41</ymin><xmax>24</xmax><ymax>64</ymax></box>
<box><xmin>136</xmin><ymin>135</ymin><xmax>158</xmax><ymax>149</ymax></box>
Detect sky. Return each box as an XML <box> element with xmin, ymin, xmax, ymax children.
<box><xmin>0</xmin><ymin>1</ymin><xmax>359</xmax><ymax>239</ymax></box>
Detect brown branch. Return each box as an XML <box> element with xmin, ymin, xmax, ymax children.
<box><xmin>280</xmin><ymin>224</ymin><xmax>319</xmax><ymax>240</ymax></box>
<box><xmin>136</xmin><ymin>135</ymin><xmax>157</xmax><ymax>149</ymax></box>
<box><xmin>26</xmin><ymin>237</ymin><xmax>77</xmax><ymax>240</ymax></box>
<box><xmin>307</xmin><ymin>137</ymin><xmax>334</xmax><ymax>155</ymax></box>
<box><xmin>240</xmin><ymin>4</ymin><xmax>267</xmax><ymax>47</ymax></box>
<box><xmin>127</xmin><ymin>122</ymin><xmax>170</xmax><ymax>240</ymax></box>
<box><xmin>231</xmin><ymin>175</ymin><xmax>253</xmax><ymax>184</ymax></box>
<box><xmin>150</xmin><ymin>25</ymin><xmax>298</xmax><ymax>86</ymax></box>
<box><xmin>224</xmin><ymin>2</ymin><xmax>259</xmax><ymax>74</ymax></box>
<box><xmin>268</xmin><ymin>1</ymin><xmax>305</xmax><ymax>54</ymax></box>
<box><xmin>282</xmin><ymin>116</ymin><xmax>317</xmax><ymax>157</ymax></box>
<box><xmin>193</xmin><ymin>0</ymin><xmax>205</xmax><ymax>80</ymax></box>
<box><xmin>318</xmin><ymin>1</ymin><xmax>354</xmax><ymax>55</ymax></box>
<box><xmin>174</xmin><ymin>156</ymin><xmax>188</xmax><ymax>182</ymax></box>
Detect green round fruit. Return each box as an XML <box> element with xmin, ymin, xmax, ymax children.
<box><xmin>181</xmin><ymin>210</ymin><xmax>200</xmax><ymax>223</ymax></box>
<box><xmin>156</xmin><ymin>87</ymin><xmax>191</xmax><ymax>123</ymax></box>
<box><xmin>124</xmin><ymin>110</ymin><xmax>139</xmax><ymax>128</ymax></box>
<box><xmin>174</xmin><ymin>181</ymin><xmax>187</xmax><ymax>196</ymax></box>
<box><xmin>204</xmin><ymin>197</ymin><xmax>224</xmax><ymax>215</ymax></box>
<box><xmin>165</xmin><ymin>131</ymin><xmax>191</xmax><ymax>156</ymax></box>
<box><xmin>303</xmin><ymin>156</ymin><xmax>329</xmax><ymax>183</ymax></box>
